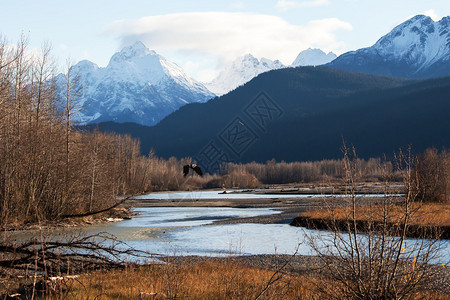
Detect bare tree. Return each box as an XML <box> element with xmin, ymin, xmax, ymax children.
<box><xmin>415</xmin><ymin>148</ymin><xmax>449</xmax><ymax>203</ymax></box>
<box><xmin>60</xmin><ymin>59</ymin><xmax>82</xmax><ymax>214</ymax></box>
<box><xmin>31</xmin><ymin>41</ymin><xmax>56</xmax><ymax>129</ymax></box>
<box><xmin>306</xmin><ymin>146</ymin><xmax>445</xmax><ymax>299</ymax></box>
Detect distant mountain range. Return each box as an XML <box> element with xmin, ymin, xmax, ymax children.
<box><xmin>59</xmin><ymin>41</ymin><xmax>214</xmax><ymax>126</ymax></box>
<box><xmin>206</xmin><ymin>49</ymin><xmax>337</xmax><ymax>95</ymax></box>
<box><xmin>328</xmin><ymin>15</ymin><xmax>450</xmax><ymax>78</ymax></box>
<box><xmin>78</xmin><ymin>14</ymin><xmax>450</xmax><ymax>165</ymax></box>
<box><xmin>206</xmin><ymin>54</ymin><xmax>285</xmax><ymax>95</ymax></box>
<box><xmin>291</xmin><ymin>48</ymin><xmax>337</xmax><ymax>67</ymax></box>
<box><xmin>86</xmin><ymin>67</ymin><xmax>450</xmax><ymax>170</ymax></box>
<box><xmin>63</xmin><ymin>44</ymin><xmax>337</xmax><ymax>125</ymax></box>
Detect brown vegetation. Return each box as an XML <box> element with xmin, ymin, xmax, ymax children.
<box><xmin>12</xmin><ymin>259</ymin><xmax>444</xmax><ymax>300</ymax></box>
<box><xmin>67</xmin><ymin>260</ymin><xmax>313</xmax><ymax>300</ymax></box>
<box><xmin>0</xmin><ymin>37</ymin><xmax>210</xmax><ymax>227</ymax></box>
<box><xmin>206</xmin><ymin>169</ymin><xmax>261</xmax><ymax>189</ymax></box>
<box><xmin>300</xmin><ymin>202</ymin><xmax>450</xmax><ymax>227</ymax></box>
<box><xmin>225</xmin><ymin>157</ymin><xmax>401</xmax><ymax>184</ymax></box>
<box><xmin>415</xmin><ymin>148</ymin><xmax>449</xmax><ymax>203</ymax></box>
<box><xmin>302</xmin><ymin>146</ymin><xmax>448</xmax><ymax>299</ymax></box>
<box><xmin>1</xmin><ymin>35</ymin><xmax>448</xmax><ymax>299</ymax></box>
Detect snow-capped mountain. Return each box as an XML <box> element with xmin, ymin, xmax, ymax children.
<box><xmin>206</xmin><ymin>54</ymin><xmax>285</xmax><ymax>95</ymax></box>
<box><xmin>59</xmin><ymin>41</ymin><xmax>214</xmax><ymax>126</ymax></box>
<box><xmin>291</xmin><ymin>48</ymin><xmax>337</xmax><ymax>67</ymax></box>
<box><xmin>328</xmin><ymin>15</ymin><xmax>450</xmax><ymax>78</ymax></box>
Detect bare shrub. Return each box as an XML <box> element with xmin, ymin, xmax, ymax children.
<box><xmin>225</xmin><ymin>157</ymin><xmax>396</xmax><ymax>185</ymax></box>
<box><xmin>415</xmin><ymin>148</ymin><xmax>449</xmax><ymax>203</ymax></box>
<box><xmin>306</xmin><ymin>146</ymin><xmax>446</xmax><ymax>299</ymax></box>
<box><xmin>206</xmin><ymin>169</ymin><xmax>261</xmax><ymax>189</ymax></box>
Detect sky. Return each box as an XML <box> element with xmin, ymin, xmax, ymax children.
<box><xmin>1</xmin><ymin>0</ymin><xmax>449</xmax><ymax>82</ymax></box>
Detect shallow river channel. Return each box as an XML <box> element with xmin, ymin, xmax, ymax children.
<box><xmin>11</xmin><ymin>191</ymin><xmax>450</xmax><ymax>263</ymax></box>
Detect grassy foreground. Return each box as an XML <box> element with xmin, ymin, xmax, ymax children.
<box><xmin>42</xmin><ymin>259</ymin><xmax>447</xmax><ymax>300</ymax></box>
<box><xmin>62</xmin><ymin>260</ymin><xmax>314</xmax><ymax>299</ymax></box>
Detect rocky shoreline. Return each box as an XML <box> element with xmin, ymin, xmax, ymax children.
<box><xmin>4</xmin><ymin>206</ymin><xmax>135</xmax><ymax>232</ymax></box>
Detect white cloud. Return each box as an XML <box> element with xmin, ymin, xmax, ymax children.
<box><xmin>276</xmin><ymin>0</ymin><xmax>330</xmax><ymax>11</ymax></box>
<box><xmin>423</xmin><ymin>9</ymin><xmax>439</xmax><ymax>21</ymax></box>
<box><xmin>105</xmin><ymin>12</ymin><xmax>351</xmax><ymax>81</ymax></box>
<box><xmin>81</xmin><ymin>50</ymin><xmax>90</xmax><ymax>60</ymax></box>
<box><xmin>394</xmin><ymin>9</ymin><xmax>442</xmax><ymax>31</ymax></box>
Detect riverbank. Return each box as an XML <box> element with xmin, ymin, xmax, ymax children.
<box><xmin>4</xmin><ymin>183</ymin><xmax>400</xmax><ymax>231</ymax></box>
<box><xmin>127</xmin><ymin>186</ymin><xmax>401</xmax><ymax>226</ymax></box>
<box><xmin>291</xmin><ymin>202</ymin><xmax>450</xmax><ymax>239</ymax></box>
<box><xmin>129</xmin><ymin>191</ymin><xmax>324</xmax><ymax>225</ymax></box>
<box><xmin>129</xmin><ymin>188</ymin><xmax>449</xmax><ymax>239</ymax></box>
<box><xmin>3</xmin><ymin>206</ymin><xmax>135</xmax><ymax>231</ymax></box>
<box><xmin>2</xmin><ymin>187</ymin><xmax>449</xmax><ymax>299</ymax></box>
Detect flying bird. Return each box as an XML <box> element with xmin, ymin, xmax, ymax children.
<box><xmin>183</xmin><ymin>163</ymin><xmax>203</xmax><ymax>177</ymax></box>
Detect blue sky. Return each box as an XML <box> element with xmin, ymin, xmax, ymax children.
<box><xmin>1</xmin><ymin>0</ymin><xmax>449</xmax><ymax>81</ymax></box>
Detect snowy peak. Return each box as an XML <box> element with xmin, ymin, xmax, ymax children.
<box><xmin>103</xmin><ymin>42</ymin><xmax>209</xmax><ymax>89</ymax></box>
<box><xmin>291</xmin><ymin>48</ymin><xmax>337</xmax><ymax>67</ymax></box>
<box><xmin>234</xmin><ymin>53</ymin><xmax>284</xmax><ymax>71</ymax></box>
<box><xmin>109</xmin><ymin>41</ymin><xmax>153</xmax><ymax>64</ymax></box>
<box><xmin>63</xmin><ymin>42</ymin><xmax>214</xmax><ymax>126</ymax></box>
<box><xmin>206</xmin><ymin>54</ymin><xmax>285</xmax><ymax>95</ymax></box>
<box><xmin>328</xmin><ymin>14</ymin><xmax>450</xmax><ymax>78</ymax></box>
<box><xmin>373</xmin><ymin>15</ymin><xmax>450</xmax><ymax>66</ymax></box>
<box><xmin>70</xmin><ymin>60</ymin><xmax>99</xmax><ymax>79</ymax></box>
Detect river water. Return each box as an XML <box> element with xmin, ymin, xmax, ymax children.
<box><xmin>98</xmin><ymin>206</ymin><xmax>449</xmax><ymax>261</ymax></box>
<box><xmin>10</xmin><ymin>191</ymin><xmax>450</xmax><ymax>264</ymax></box>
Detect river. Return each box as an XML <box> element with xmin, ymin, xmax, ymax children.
<box><xmin>9</xmin><ymin>191</ymin><xmax>450</xmax><ymax>264</ymax></box>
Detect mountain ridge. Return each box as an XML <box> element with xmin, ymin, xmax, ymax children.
<box><xmin>328</xmin><ymin>15</ymin><xmax>450</xmax><ymax>78</ymax></box>
<box><xmin>58</xmin><ymin>41</ymin><xmax>214</xmax><ymax>126</ymax></box>
<box><xmin>83</xmin><ymin>67</ymin><xmax>449</xmax><ymax>169</ymax></box>
<box><xmin>291</xmin><ymin>48</ymin><xmax>337</xmax><ymax>67</ymax></box>
<box><xmin>206</xmin><ymin>54</ymin><xmax>285</xmax><ymax>95</ymax></box>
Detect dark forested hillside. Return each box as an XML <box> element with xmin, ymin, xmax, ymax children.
<box><xmin>87</xmin><ymin>67</ymin><xmax>450</xmax><ymax>173</ymax></box>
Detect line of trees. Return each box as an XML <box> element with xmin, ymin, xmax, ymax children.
<box><xmin>0</xmin><ymin>37</ymin><xmax>196</xmax><ymax>226</ymax></box>
<box><xmin>223</xmin><ymin>149</ymin><xmax>449</xmax><ymax>203</ymax></box>
<box><xmin>224</xmin><ymin>157</ymin><xmax>396</xmax><ymax>184</ymax></box>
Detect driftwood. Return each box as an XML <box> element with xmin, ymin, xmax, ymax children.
<box><xmin>0</xmin><ymin>225</ymin><xmax>154</xmax><ymax>298</ymax></box>
<box><xmin>61</xmin><ymin>196</ymin><xmax>132</xmax><ymax>219</ymax></box>
<box><xmin>0</xmin><ymin>232</ymin><xmax>152</xmax><ymax>276</ymax></box>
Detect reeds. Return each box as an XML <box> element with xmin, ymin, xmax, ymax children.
<box><xmin>38</xmin><ymin>258</ymin><xmax>448</xmax><ymax>300</ymax></box>
<box><xmin>65</xmin><ymin>259</ymin><xmax>314</xmax><ymax>300</ymax></box>
<box><xmin>301</xmin><ymin>202</ymin><xmax>450</xmax><ymax>227</ymax></box>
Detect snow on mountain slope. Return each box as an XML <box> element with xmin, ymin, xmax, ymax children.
<box><xmin>291</xmin><ymin>48</ymin><xmax>337</xmax><ymax>67</ymax></box>
<box><xmin>206</xmin><ymin>54</ymin><xmax>285</xmax><ymax>95</ymax></box>
<box><xmin>373</xmin><ymin>15</ymin><xmax>450</xmax><ymax>70</ymax></box>
<box><xmin>59</xmin><ymin>41</ymin><xmax>214</xmax><ymax>126</ymax></box>
<box><xmin>328</xmin><ymin>15</ymin><xmax>450</xmax><ymax>78</ymax></box>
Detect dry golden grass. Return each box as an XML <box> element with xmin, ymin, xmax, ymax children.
<box><xmin>10</xmin><ymin>259</ymin><xmax>448</xmax><ymax>299</ymax></box>
<box><xmin>64</xmin><ymin>260</ymin><xmax>314</xmax><ymax>300</ymax></box>
<box><xmin>301</xmin><ymin>202</ymin><xmax>450</xmax><ymax>227</ymax></box>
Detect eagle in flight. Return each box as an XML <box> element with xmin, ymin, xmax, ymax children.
<box><xmin>183</xmin><ymin>163</ymin><xmax>203</xmax><ymax>177</ymax></box>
